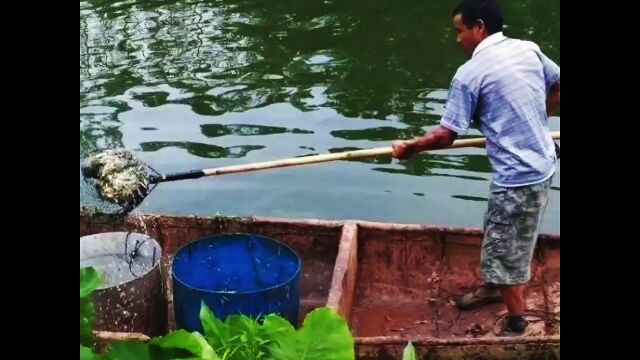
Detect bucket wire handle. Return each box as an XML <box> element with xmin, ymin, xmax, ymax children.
<box><xmin>124</xmin><ymin>232</ymin><xmax>148</xmax><ymax>278</ymax></box>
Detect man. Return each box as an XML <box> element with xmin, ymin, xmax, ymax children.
<box><xmin>391</xmin><ymin>0</ymin><xmax>560</xmax><ymax>335</ymax></box>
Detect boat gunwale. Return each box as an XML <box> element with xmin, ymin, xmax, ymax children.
<box><xmin>94</xmin><ymin>332</ymin><xmax>560</xmax><ymax>346</ymax></box>
<box><xmin>354</xmin><ymin>334</ymin><xmax>560</xmax><ymax>346</ymax></box>
<box><xmin>79</xmin><ymin>213</ymin><xmax>560</xmax><ymax>242</ymax></box>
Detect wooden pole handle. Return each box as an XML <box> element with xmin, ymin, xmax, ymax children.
<box><xmin>199</xmin><ymin>131</ymin><xmax>560</xmax><ymax>177</ymax></box>
<box><xmin>94</xmin><ymin>330</ymin><xmax>150</xmax><ymax>342</ymax></box>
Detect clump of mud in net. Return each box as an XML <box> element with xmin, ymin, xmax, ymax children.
<box><xmin>81</xmin><ymin>171</ymin><xmax>123</xmax><ymax>215</ymax></box>
<box><xmin>82</xmin><ymin>149</ymin><xmax>149</xmax><ymax>212</ymax></box>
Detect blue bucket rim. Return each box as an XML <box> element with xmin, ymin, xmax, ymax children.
<box><xmin>171</xmin><ymin>233</ymin><xmax>302</xmax><ymax>295</ymax></box>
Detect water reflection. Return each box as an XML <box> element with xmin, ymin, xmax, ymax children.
<box><xmin>80</xmin><ymin>0</ymin><xmax>560</xmax><ymax>230</ymax></box>
<box><xmin>81</xmin><ymin>0</ymin><xmax>559</xmax><ymax>155</ymax></box>
<box><xmin>139</xmin><ymin>141</ymin><xmax>265</xmax><ymax>158</ymax></box>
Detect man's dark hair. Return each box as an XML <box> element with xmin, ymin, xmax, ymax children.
<box><xmin>452</xmin><ymin>0</ymin><xmax>504</xmax><ymax>34</ymax></box>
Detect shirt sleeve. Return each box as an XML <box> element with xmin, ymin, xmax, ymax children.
<box><xmin>524</xmin><ymin>40</ymin><xmax>560</xmax><ymax>92</ymax></box>
<box><xmin>536</xmin><ymin>50</ymin><xmax>560</xmax><ymax>92</ymax></box>
<box><xmin>440</xmin><ymin>78</ymin><xmax>478</xmax><ymax>135</ymax></box>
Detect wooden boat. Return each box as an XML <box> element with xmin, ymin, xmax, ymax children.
<box><xmin>80</xmin><ymin>211</ymin><xmax>560</xmax><ymax>359</ymax></box>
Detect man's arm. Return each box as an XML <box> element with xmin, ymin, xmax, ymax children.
<box><xmin>546</xmin><ymin>79</ymin><xmax>560</xmax><ymax>116</ymax></box>
<box><xmin>392</xmin><ymin>126</ymin><xmax>458</xmax><ymax>159</ymax></box>
<box><xmin>392</xmin><ymin>76</ymin><xmax>473</xmax><ymax>160</ymax></box>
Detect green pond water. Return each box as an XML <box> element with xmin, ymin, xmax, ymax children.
<box><xmin>80</xmin><ymin>0</ymin><xmax>560</xmax><ymax>232</ymax></box>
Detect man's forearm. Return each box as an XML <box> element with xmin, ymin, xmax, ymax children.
<box><xmin>407</xmin><ymin>126</ymin><xmax>457</xmax><ymax>153</ymax></box>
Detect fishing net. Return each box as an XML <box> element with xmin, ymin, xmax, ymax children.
<box><xmin>80</xmin><ymin>149</ymin><xmax>158</xmax><ymax>215</ymax></box>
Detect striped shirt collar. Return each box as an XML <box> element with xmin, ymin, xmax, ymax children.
<box><xmin>472</xmin><ymin>32</ymin><xmax>507</xmax><ymax>57</ymax></box>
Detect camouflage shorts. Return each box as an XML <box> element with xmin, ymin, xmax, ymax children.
<box><xmin>481</xmin><ymin>177</ymin><xmax>552</xmax><ymax>285</ymax></box>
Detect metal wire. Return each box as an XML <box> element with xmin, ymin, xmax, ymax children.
<box><xmin>124</xmin><ymin>232</ymin><xmax>148</xmax><ymax>279</ymax></box>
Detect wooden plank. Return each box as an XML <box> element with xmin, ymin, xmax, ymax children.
<box><xmin>327</xmin><ymin>222</ymin><xmax>358</xmax><ymax>321</ymax></box>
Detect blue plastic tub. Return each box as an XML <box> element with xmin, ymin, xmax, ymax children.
<box><xmin>172</xmin><ymin>233</ymin><xmax>301</xmax><ymax>332</ymax></box>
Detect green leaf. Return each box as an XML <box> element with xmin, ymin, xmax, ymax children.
<box><xmin>80</xmin><ymin>267</ymin><xmax>101</xmax><ymax>347</ymax></box>
<box><xmin>403</xmin><ymin>341</ymin><xmax>417</xmax><ymax>360</ymax></box>
<box><xmin>262</xmin><ymin>314</ymin><xmax>297</xmax><ymax>359</ymax></box>
<box><xmin>267</xmin><ymin>307</ymin><xmax>355</xmax><ymax>360</ymax></box>
<box><xmin>108</xmin><ymin>341</ymin><xmax>152</xmax><ymax>360</ymax></box>
<box><xmin>81</xmin><ymin>345</ymin><xmax>97</xmax><ymax>360</ymax></box>
<box><xmin>200</xmin><ymin>302</ymin><xmax>230</xmax><ymax>350</ymax></box>
<box><xmin>262</xmin><ymin>314</ymin><xmax>295</xmax><ymax>342</ymax></box>
<box><xmin>221</xmin><ymin>346</ymin><xmax>239</xmax><ymax>360</ymax></box>
<box><xmin>81</xmin><ymin>267</ymin><xmax>102</xmax><ymax>297</ymax></box>
<box><xmin>80</xmin><ymin>345</ymin><xmax>109</xmax><ymax>360</ymax></box>
<box><xmin>198</xmin><ymin>304</ymin><xmax>354</xmax><ymax>360</ymax></box>
<box><xmin>223</xmin><ymin>314</ymin><xmax>265</xmax><ymax>360</ymax></box>
<box><xmin>200</xmin><ymin>302</ymin><xmax>270</xmax><ymax>360</ymax></box>
<box><xmin>152</xmin><ymin>330</ymin><xmax>219</xmax><ymax>360</ymax></box>
<box><xmin>80</xmin><ymin>297</ymin><xmax>96</xmax><ymax>347</ymax></box>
